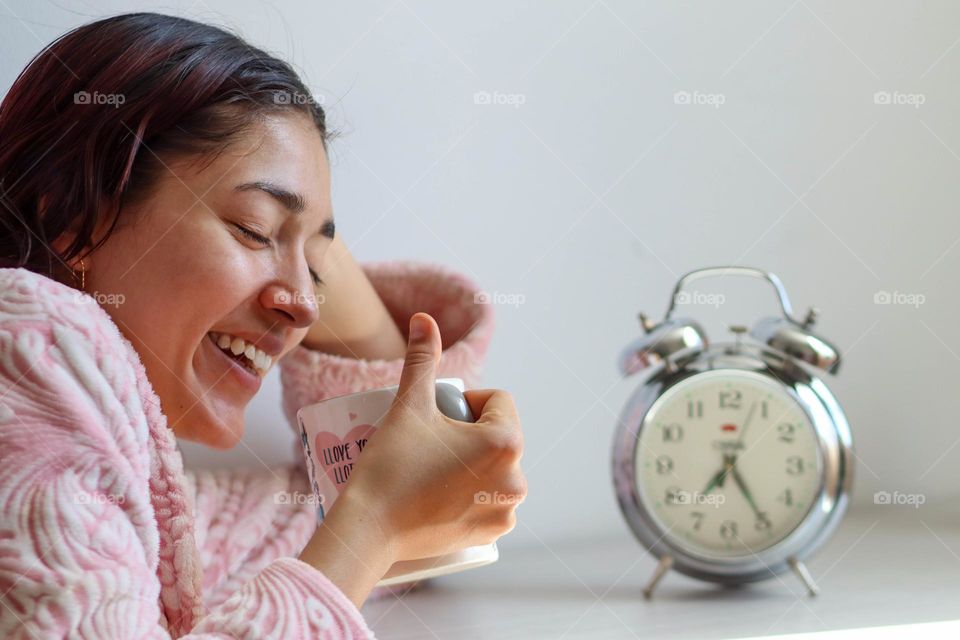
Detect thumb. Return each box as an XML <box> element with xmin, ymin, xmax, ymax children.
<box><xmin>394</xmin><ymin>312</ymin><xmax>441</xmax><ymax>411</ymax></box>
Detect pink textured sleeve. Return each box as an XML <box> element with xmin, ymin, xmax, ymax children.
<box><xmin>0</xmin><ymin>268</ymin><xmax>374</xmax><ymax>639</ymax></box>
<box><xmin>189</xmin><ymin>558</ymin><xmax>374</xmax><ymax>638</ymax></box>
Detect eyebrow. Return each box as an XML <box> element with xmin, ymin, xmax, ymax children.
<box><xmin>235</xmin><ymin>180</ymin><xmax>335</xmax><ymax>238</ymax></box>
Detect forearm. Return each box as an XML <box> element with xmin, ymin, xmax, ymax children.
<box><xmin>301</xmin><ymin>235</ymin><xmax>406</xmax><ymax>359</ymax></box>
<box><xmin>297</xmin><ymin>490</ymin><xmax>395</xmax><ymax>609</ymax></box>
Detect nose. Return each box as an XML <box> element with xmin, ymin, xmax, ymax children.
<box><xmin>260</xmin><ymin>280</ymin><xmax>321</xmax><ymax>329</ymax></box>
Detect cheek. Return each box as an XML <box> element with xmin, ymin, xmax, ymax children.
<box><xmin>96</xmin><ymin>212</ymin><xmax>261</xmax><ymax>370</ymax></box>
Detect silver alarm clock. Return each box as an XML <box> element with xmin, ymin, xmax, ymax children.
<box><xmin>612</xmin><ymin>267</ymin><xmax>853</xmax><ymax>598</ymax></box>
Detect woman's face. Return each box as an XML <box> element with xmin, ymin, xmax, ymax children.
<box><xmin>83</xmin><ymin>113</ymin><xmax>334</xmax><ymax>448</ymax></box>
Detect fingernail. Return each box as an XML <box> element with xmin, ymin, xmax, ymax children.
<box><xmin>409</xmin><ymin>315</ymin><xmax>428</xmax><ymax>341</ymax></box>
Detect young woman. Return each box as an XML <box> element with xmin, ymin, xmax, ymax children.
<box><xmin>0</xmin><ymin>12</ymin><xmax>525</xmax><ymax>639</ymax></box>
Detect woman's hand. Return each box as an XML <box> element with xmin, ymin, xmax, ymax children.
<box><xmin>345</xmin><ymin>311</ymin><xmax>526</xmax><ymax>561</ymax></box>
<box><xmin>298</xmin><ymin>312</ymin><xmax>526</xmax><ymax>606</ymax></box>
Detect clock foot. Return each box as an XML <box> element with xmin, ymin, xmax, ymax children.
<box><xmin>642</xmin><ymin>555</ymin><xmax>674</xmax><ymax>599</ymax></box>
<box><xmin>788</xmin><ymin>557</ymin><xmax>819</xmax><ymax>597</ymax></box>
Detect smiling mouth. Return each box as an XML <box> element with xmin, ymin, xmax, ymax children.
<box><xmin>207</xmin><ymin>332</ymin><xmax>273</xmax><ymax>376</ymax></box>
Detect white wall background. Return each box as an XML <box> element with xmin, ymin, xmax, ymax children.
<box><xmin>3</xmin><ymin>1</ymin><xmax>959</xmax><ymax>548</ymax></box>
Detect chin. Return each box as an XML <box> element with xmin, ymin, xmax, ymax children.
<box><xmin>172</xmin><ymin>404</ymin><xmax>246</xmax><ymax>450</ymax></box>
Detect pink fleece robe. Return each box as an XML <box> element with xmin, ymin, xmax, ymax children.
<box><xmin>0</xmin><ymin>261</ymin><xmax>494</xmax><ymax>639</ymax></box>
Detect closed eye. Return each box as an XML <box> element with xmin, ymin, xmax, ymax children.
<box><xmin>233</xmin><ymin>222</ymin><xmax>271</xmax><ymax>246</ymax></box>
<box><xmin>232</xmin><ymin>223</ymin><xmax>324</xmax><ymax>287</ymax></box>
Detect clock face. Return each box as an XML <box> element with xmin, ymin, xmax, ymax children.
<box><xmin>636</xmin><ymin>369</ymin><xmax>823</xmax><ymax>558</ymax></box>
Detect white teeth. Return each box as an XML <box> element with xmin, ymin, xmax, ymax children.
<box><xmin>210</xmin><ymin>332</ymin><xmax>273</xmax><ymax>374</ymax></box>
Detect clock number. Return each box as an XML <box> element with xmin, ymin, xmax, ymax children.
<box><xmin>687</xmin><ymin>400</ymin><xmax>703</xmax><ymax>419</ymax></box>
<box><xmin>720</xmin><ymin>520</ymin><xmax>738</xmax><ymax>539</ymax></box>
<box><xmin>761</xmin><ymin>400</ymin><xmax>769</xmax><ymax>419</ymax></box>
<box><xmin>655</xmin><ymin>455</ymin><xmax>673</xmax><ymax>475</ymax></box>
<box><xmin>719</xmin><ymin>390</ymin><xmax>742</xmax><ymax>410</ymax></box>
<box><xmin>777</xmin><ymin>488</ymin><xmax>794</xmax><ymax>506</ymax></box>
<box><xmin>690</xmin><ymin>511</ymin><xmax>704</xmax><ymax>531</ymax></box>
<box><xmin>777</xmin><ymin>423</ymin><xmax>796</xmax><ymax>443</ymax></box>
<box><xmin>662</xmin><ymin>424</ymin><xmax>684</xmax><ymax>443</ymax></box>
<box><xmin>786</xmin><ymin>456</ymin><xmax>805</xmax><ymax>475</ymax></box>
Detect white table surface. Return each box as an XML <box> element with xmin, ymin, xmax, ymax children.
<box><xmin>363</xmin><ymin>504</ymin><xmax>960</xmax><ymax>639</ymax></box>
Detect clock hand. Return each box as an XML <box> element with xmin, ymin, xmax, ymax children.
<box><xmin>731</xmin><ymin>467</ymin><xmax>759</xmax><ymax>514</ymax></box>
<box><xmin>735</xmin><ymin>401</ymin><xmax>758</xmax><ymax>449</ymax></box>
<box><xmin>705</xmin><ymin>402</ymin><xmax>756</xmax><ymax>497</ymax></box>
<box><xmin>701</xmin><ymin>469</ymin><xmax>724</xmax><ymax>495</ymax></box>
<box><xmin>702</xmin><ymin>454</ymin><xmax>735</xmax><ymax>494</ymax></box>
<box><xmin>720</xmin><ymin>402</ymin><xmax>760</xmax><ymax>509</ymax></box>
<box><xmin>717</xmin><ymin>453</ymin><xmax>735</xmax><ymax>488</ymax></box>
<box><xmin>731</xmin><ymin>465</ymin><xmax>770</xmax><ymax>527</ymax></box>
<box><xmin>729</xmin><ymin>403</ymin><xmax>767</xmax><ymax>522</ymax></box>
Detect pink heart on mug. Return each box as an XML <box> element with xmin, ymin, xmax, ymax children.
<box><xmin>314</xmin><ymin>423</ymin><xmax>377</xmax><ymax>487</ymax></box>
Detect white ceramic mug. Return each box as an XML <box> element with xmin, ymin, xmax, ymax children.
<box><xmin>296</xmin><ymin>377</ymin><xmax>499</xmax><ymax>587</ymax></box>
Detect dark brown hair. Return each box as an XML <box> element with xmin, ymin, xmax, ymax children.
<box><xmin>0</xmin><ymin>12</ymin><xmax>327</xmax><ymax>280</ymax></box>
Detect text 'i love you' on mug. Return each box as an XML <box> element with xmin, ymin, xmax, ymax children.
<box><xmin>296</xmin><ymin>377</ymin><xmax>499</xmax><ymax>587</ymax></box>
